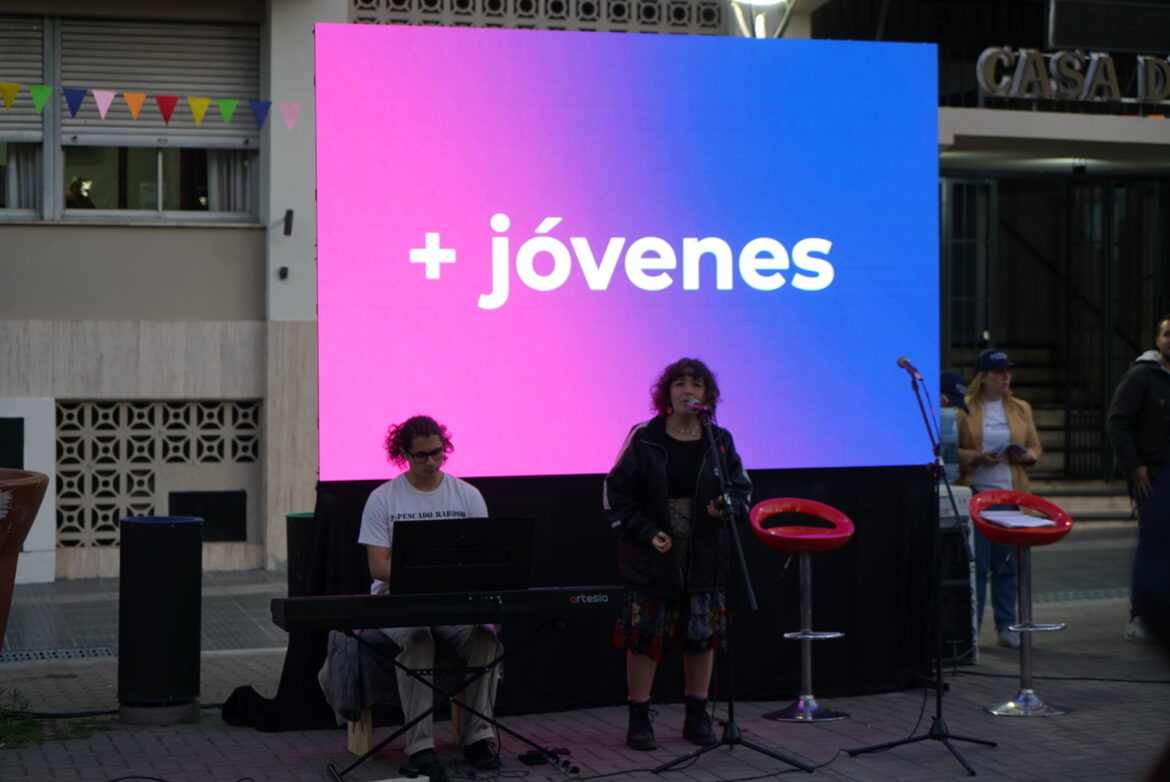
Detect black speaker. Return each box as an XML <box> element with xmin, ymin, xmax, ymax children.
<box><xmin>938</xmin><ymin>523</ymin><xmax>977</xmax><ymax>664</ymax></box>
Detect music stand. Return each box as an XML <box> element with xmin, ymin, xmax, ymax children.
<box><xmin>389</xmin><ymin>516</ymin><xmax>535</xmax><ymax>594</ymax></box>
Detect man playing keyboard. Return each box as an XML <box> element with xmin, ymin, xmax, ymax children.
<box><xmin>359</xmin><ymin>414</ymin><xmax>501</xmax><ymax>781</ymax></box>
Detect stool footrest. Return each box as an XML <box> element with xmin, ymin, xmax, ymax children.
<box><xmin>1009</xmin><ymin>622</ymin><xmax>1066</xmax><ymax>632</ymax></box>
<box><xmin>783</xmin><ymin>630</ymin><xmax>844</xmax><ymax>640</ymax></box>
<box><xmin>986</xmin><ymin>688</ymin><xmax>1070</xmax><ymax>717</ymax></box>
<box><xmin>763</xmin><ymin>696</ymin><xmax>849</xmax><ymax>723</ymax></box>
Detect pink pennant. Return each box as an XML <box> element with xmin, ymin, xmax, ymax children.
<box><xmin>92</xmin><ymin>89</ymin><xmax>116</xmax><ymax>119</ymax></box>
<box><xmin>279</xmin><ymin>101</ymin><xmax>302</xmax><ymax>132</ymax></box>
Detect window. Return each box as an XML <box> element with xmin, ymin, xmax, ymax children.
<box><xmin>63</xmin><ymin>147</ymin><xmax>254</xmax><ymax>214</ymax></box>
<box><xmin>1</xmin><ymin>15</ymin><xmax>260</xmax><ymax>221</ymax></box>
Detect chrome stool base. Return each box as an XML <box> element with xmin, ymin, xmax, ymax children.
<box><xmin>985</xmin><ymin>688</ymin><xmax>1069</xmax><ymax>717</ymax></box>
<box><xmin>764</xmin><ymin>695</ymin><xmax>849</xmax><ymax>722</ymax></box>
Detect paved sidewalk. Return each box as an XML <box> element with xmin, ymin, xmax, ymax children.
<box><xmin>3</xmin><ymin>599</ymin><xmax>1168</xmax><ymax>781</ymax></box>
<box><xmin>3</xmin><ymin>523</ymin><xmax>1169</xmax><ymax>781</ymax></box>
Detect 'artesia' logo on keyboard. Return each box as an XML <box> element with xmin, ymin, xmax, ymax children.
<box><xmin>569</xmin><ymin>592</ymin><xmax>610</xmax><ymax>604</ymax></box>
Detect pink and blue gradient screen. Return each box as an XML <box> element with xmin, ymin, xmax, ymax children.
<box><xmin>316</xmin><ymin>24</ymin><xmax>939</xmax><ymax>481</ymax></box>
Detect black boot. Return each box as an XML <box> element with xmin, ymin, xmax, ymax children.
<box><xmin>682</xmin><ymin>696</ymin><xmax>717</xmax><ymax>746</ymax></box>
<box><xmin>626</xmin><ymin>700</ymin><xmax>657</xmax><ymax>751</ymax></box>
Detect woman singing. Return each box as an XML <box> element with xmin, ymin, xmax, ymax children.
<box><xmin>603</xmin><ymin>358</ymin><xmax>752</xmax><ymax>751</ymax></box>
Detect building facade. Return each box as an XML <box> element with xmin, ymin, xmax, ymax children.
<box><xmin>2</xmin><ymin>0</ymin><xmax>1167</xmax><ymax>581</ymax></box>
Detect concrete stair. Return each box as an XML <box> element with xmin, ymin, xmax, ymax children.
<box><xmin>1029</xmin><ymin>477</ymin><xmax>1134</xmax><ymax>522</ymax></box>
<box><xmin>1024</xmin><ymin>406</ymin><xmax>1132</xmax><ymax>520</ymax></box>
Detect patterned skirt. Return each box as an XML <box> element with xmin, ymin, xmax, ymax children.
<box><xmin>613</xmin><ymin>499</ymin><xmax>727</xmax><ymax>660</ymax></box>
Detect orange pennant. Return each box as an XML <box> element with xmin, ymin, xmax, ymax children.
<box><xmin>123</xmin><ymin>92</ymin><xmax>146</xmax><ymax>119</ymax></box>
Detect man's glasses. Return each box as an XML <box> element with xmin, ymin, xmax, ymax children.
<box><xmin>409</xmin><ymin>448</ymin><xmax>447</xmax><ymax>463</ymax></box>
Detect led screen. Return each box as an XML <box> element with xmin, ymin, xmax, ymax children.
<box><xmin>316</xmin><ymin>24</ymin><xmax>939</xmax><ymax>480</ymax></box>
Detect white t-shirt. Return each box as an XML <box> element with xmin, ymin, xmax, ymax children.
<box><xmin>973</xmin><ymin>399</ymin><xmax>1013</xmax><ymax>491</ymax></box>
<box><xmin>358</xmin><ymin>472</ymin><xmax>489</xmax><ymax>595</ymax></box>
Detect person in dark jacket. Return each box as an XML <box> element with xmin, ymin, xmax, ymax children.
<box><xmin>1106</xmin><ymin>314</ymin><xmax>1170</xmax><ymax>645</ymax></box>
<box><xmin>603</xmin><ymin>358</ymin><xmax>751</xmax><ymax>752</ymax></box>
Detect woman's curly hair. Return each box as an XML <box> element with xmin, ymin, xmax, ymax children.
<box><xmin>650</xmin><ymin>358</ymin><xmax>720</xmax><ymax>416</ymax></box>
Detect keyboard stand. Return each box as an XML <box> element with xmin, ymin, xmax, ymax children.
<box><xmin>326</xmin><ymin>624</ymin><xmax>568</xmax><ymax>781</ymax></box>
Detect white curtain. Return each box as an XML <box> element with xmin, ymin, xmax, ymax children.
<box><xmin>2</xmin><ymin>143</ymin><xmax>41</xmax><ymax>210</ymax></box>
<box><xmin>206</xmin><ymin>149</ymin><xmax>252</xmax><ymax>213</ymax></box>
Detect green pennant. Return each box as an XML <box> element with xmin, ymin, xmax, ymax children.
<box><xmin>29</xmin><ymin>84</ymin><xmax>52</xmax><ymax>114</ymax></box>
<box><xmin>217</xmin><ymin>98</ymin><xmax>239</xmax><ymax>124</ymax></box>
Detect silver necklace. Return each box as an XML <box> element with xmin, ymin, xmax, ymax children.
<box><xmin>667</xmin><ymin>419</ymin><xmax>699</xmax><ymax>436</ymax></box>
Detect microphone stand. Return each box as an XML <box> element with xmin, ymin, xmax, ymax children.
<box><xmin>653</xmin><ymin>408</ymin><xmax>813</xmax><ymax>775</ymax></box>
<box><xmin>845</xmin><ymin>369</ymin><xmax>995</xmax><ymax>776</ymax></box>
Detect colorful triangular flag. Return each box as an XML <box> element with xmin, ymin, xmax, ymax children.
<box><xmin>92</xmin><ymin>89</ymin><xmax>116</xmax><ymax>119</ymax></box>
<box><xmin>155</xmin><ymin>94</ymin><xmax>179</xmax><ymax>124</ymax></box>
<box><xmin>217</xmin><ymin>98</ymin><xmax>238</xmax><ymax>124</ymax></box>
<box><xmin>62</xmin><ymin>87</ymin><xmax>87</xmax><ymax>117</ymax></box>
<box><xmin>279</xmin><ymin>101</ymin><xmax>302</xmax><ymax>132</ymax></box>
<box><xmin>29</xmin><ymin>85</ymin><xmax>52</xmax><ymax>114</ymax></box>
<box><xmin>249</xmin><ymin>99</ymin><xmax>271</xmax><ymax>129</ymax></box>
<box><xmin>0</xmin><ymin>82</ymin><xmax>19</xmax><ymax>109</ymax></box>
<box><xmin>187</xmin><ymin>96</ymin><xmax>211</xmax><ymax>126</ymax></box>
<box><xmin>123</xmin><ymin>92</ymin><xmax>146</xmax><ymax>119</ymax></box>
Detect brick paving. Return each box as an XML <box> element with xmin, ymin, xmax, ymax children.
<box><xmin>2</xmin><ymin>599</ymin><xmax>1168</xmax><ymax>781</ymax></box>
<box><xmin>3</xmin><ymin>523</ymin><xmax>1169</xmax><ymax>781</ymax></box>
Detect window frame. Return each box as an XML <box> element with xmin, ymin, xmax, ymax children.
<box><xmin>0</xmin><ymin>14</ymin><xmax>261</xmax><ymax>224</ymax></box>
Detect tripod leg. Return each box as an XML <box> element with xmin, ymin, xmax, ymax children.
<box><xmin>938</xmin><ymin>736</ymin><xmax>977</xmax><ymax>776</ymax></box>
<box><xmin>738</xmin><ymin>738</ymin><xmax>815</xmax><ymax>772</ymax></box>
<box><xmin>651</xmin><ymin>725</ymin><xmax>814</xmax><ymax>774</ymax></box>
<box><xmin>930</xmin><ymin>716</ymin><xmax>997</xmax><ymax>748</ymax></box>
<box><xmin>846</xmin><ymin>733</ymin><xmax>931</xmax><ymax>756</ymax></box>
<box><xmin>651</xmin><ymin>738</ymin><xmax>724</xmax><ymax>773</ymax></box>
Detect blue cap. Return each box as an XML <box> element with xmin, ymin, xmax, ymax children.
<box><xmin>940</xmin><ymin>371</ymin><xmax>969</xmax><ymax>413</ymax></box>
<box><xmin>975</xmin><ymin>349</ymin><xmax>1015</xmax><ymax>373</ymax></box>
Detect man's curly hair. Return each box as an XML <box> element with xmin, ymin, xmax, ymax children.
<box><xmin>384</xmin><ymin>415</ymin><xmax>453</xmax><ymax>467</ymax></box>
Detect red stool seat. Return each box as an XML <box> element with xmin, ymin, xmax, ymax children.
<box><xmin>968</xmin><ymin>489</ymin><xmax>1074</xmax><ymax>717</ymax></box>
<box><xmin>748</xmin><ymin>497</ymin><xmax>855</xmax><ymax>723</ymax></box>
<box><xmin>749</xmin><ymin>498</ymin><xmax>855</xmax><ymax>554</ymax></box>
<box><xmin>969</xmin><ymin>490</ymin><xmax>1072</xmax><ymax>548</ymax></box>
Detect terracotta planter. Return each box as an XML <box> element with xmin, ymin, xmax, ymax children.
<box><xmin>0</xmin><ymin>468</ymin><xmax>49</xmax><ymax>648</ymax></box>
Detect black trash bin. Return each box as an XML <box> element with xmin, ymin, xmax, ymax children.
<box><xmin>285</xmin><ymin>511</ymin><xmax>316</xmax><ymax>597</ymax></box>
<box><xmin>118</xmin><ymin>515</ymin><xmax>203</xmax><ymax>724</ymax></box>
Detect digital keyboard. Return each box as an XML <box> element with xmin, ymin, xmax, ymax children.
<box><xmin>271</xmin><ymin>585</ymin><xmax>623</xmax><ymax>631</ymax></box>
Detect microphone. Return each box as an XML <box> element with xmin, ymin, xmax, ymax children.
<box><xmin>685</xmin><ymin>399</ymin><xmax>714</xmax><ymax>414</ymax></box>
<box><xmin>896</xmin><ymin>356</ymin><xmax>923</xmax><ymax>380</ymax></box>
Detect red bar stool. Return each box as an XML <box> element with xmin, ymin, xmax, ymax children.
<box><xmin>969</xmin><ymin>489</ymin><xmax>1074</xmax><ymax>717</ymax></box>
<box><xmin>749</xmin><ymin>497</ymin><xmax>855</xmax><ymax>722</ymax></box>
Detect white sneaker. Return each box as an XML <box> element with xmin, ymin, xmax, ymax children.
<box><xmin>997</xmin><ymin>629</ymin><xmax>1021</xmax><ymax>649</ymax></box>
<box><xmin>1125</xmin><ymin>617</ymin><xmax>1152</xmax><ymax>642</ymax></box>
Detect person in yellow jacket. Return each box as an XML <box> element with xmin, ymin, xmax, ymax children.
<box><xmin>956</xmin><ymin>349</ymin><xmax>1043</xmax><ymax>649</ymax></box>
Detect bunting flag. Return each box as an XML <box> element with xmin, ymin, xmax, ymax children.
<box><xmin>187</xmin><ymin>96</ymin><xmax>212</xmax><ymax>126</ymax></box>
<box><xmin>123</xmin><ymin>92</ymin><xmax>146</xmax><ymax>119</ymax></box>
<box><xmin>279</xmin><ymin>101</ymin><xmax>302</xmax><ymax>132</ymax></box>
<box><xmin>249</xmin><ymin>99</ymin><xmax>271</xmax><ymax>129</ymax></box>
<box><xmin>1</xmin><ymin>81</ymin><xmax>18</xmax><ymax>109</ymax></box>
<box><xmin>2</xmin><ymin>75</ymin><xmax>304</xmax><ymax>131</ymax></box>
<box><xmin>29</xmin><ymin>85</ymin><xmax>52</xmax><ymax>114</ymax></box>
<box><xmin>63</xmin><ymin>87</ymin><xmax>88</xmax><ymax>117</ymax></box>
<box><xmin>217</xmin><ymin>98</ymin><xmax>238</xmax><ymax>124</ymax></box>
<box><xmin>92</xmin><ymin>89</ymin><xmax>116</xmax><ymax>119</ymax></box>
<box><xmin>154</xmin><ymin>94</ymin><xmax>179</xmax><ymax>124</ymax></box>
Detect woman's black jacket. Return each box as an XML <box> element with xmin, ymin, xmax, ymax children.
<box><xmin>603</xmin><ymin>416</ymin><xmax>752</xmax><ymax>596</ymax></box>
